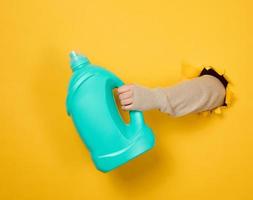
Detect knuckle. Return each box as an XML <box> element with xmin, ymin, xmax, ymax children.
<box><xmin>119</xmin><ymin>93</ymin><xmax>124</xmax><ymax>99</ymax></box>
<box><xmin>127</xmin><ymin>104</ymin><xmax>133</xmax><ymax>110</ymax></box>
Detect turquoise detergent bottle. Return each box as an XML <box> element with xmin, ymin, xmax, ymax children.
<box><xmin>66</xmin><ymin>51</ymin><xmax>155</xmax><ymax>172</ymax></box>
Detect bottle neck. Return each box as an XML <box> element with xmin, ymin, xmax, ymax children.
<box><xmin>69</xmin><ymin>51</ymin><xmax>90</xmax><ymax>72</ymax></box>
<box><xmin>71</xmin><ymin>62</ymin><xmax>90</xmax><ymax>72</ymax></box>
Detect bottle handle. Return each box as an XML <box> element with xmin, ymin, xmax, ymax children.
<box><xmin>113</xmin><ymin>78</ymin><xmax>145</xmax><ymax>128</ymax></box>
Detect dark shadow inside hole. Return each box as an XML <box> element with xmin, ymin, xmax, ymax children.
<box><xmin>199</xmin><ymin>67</ymin><xmax>229</xmax><ymax>106</ymax></box>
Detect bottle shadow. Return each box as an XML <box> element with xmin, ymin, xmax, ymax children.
<box><xmin>109</xmin><ymin>140</ymin><xmax>173</xmax><ymax>196</ymax></box>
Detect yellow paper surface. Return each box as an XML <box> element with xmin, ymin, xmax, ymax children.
<box><xmin>0</xmin><ymin>0</ymin><xmax>252</xmax><ymax>199</ymax></box>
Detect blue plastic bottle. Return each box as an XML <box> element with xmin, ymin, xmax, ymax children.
<box><xmin>66</xmin><ymin>51</ymin><xmax>155</xmax><ymax>172</ymax></box>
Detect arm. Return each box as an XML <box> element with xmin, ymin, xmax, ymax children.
<box><xmin>117</xmin><ymin>75</ymin><xmax>226</xmax><ymax>117</ymax></box>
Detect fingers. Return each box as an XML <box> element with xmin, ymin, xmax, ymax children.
<box><xmin>117</xmin><ymin>84</ymin><xmax>134</xmax><ymax>94</ymax></box>
<box><xmin>121</xmin><ymin>104</ymin><xmax>133</xmax><ymax>110</ymax></box>
<box><xmin>120</xmin><ymin>98</ymin><xmax>133</xmax><ymax>106</ymax></box>
<box><xmin>117</xmin><ymin>84</ymin><xmax>135</xmax><ymax>110</ymax></box>
<box><xmin>118</xmin><ymin>90</ymin><xmax>133</xmax><ymax>100</ymax></box>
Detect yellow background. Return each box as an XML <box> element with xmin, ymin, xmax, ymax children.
<box><xmin>1</xmin><ymin>0</ymin><xmax>253</xmax><ymax>199</ymax></box>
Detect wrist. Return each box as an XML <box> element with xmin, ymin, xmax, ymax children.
<box><xmin>151</xmin><ymin>88</ymin><xmax>175</xmax><ymax>114</ymax></box>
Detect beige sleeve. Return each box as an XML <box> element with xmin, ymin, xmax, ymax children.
<box><xmin>130</xmin><ymin>75</ymin><xmax>226</xmax><ymax>117</ymax></box>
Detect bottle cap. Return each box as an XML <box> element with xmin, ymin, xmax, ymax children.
<box><xmin>69</xmin><ymin>51</ymin><xmax>90</xmax><ymax>71</ymax></box>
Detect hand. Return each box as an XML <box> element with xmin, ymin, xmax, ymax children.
<box><xmin>117</xmin><ymin>84</ymin><xmax>135</xmax><ymax>110</ymax></box>
<box><xmin>117</xmin><ymin>84</ymin><xmax>164</xmax><ymax>111</ymax></box>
